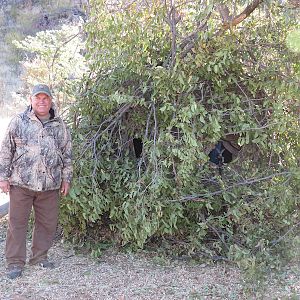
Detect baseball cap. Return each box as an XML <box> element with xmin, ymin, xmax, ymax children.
<box><xmin>31</xmin><ymin>84</ymin><xmax>52</xmax><ymax>98</ymax></box>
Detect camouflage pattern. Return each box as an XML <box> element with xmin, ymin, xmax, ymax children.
<box><xmin>0</xmin><ymin>105</ymin><xmax>73</xmax><ymax>192</ymax></box>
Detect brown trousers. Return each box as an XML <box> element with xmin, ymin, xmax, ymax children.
<box><xmin>6</xmin><ymin>186</ymin><xmax>59</xmax><ymax>267</ymax></box>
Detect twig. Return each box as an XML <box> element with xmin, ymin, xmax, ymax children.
<box><xmin>50</xmin><ymin>29</ymin><xmax>84</xmax><ymax>79</ymax></box>
<box><xmin>167</xmin><ymin>0</ymin><xmax>178</xmax><ymax>67</ymax></box>
<box><xmin>170</xmin><ymin>171</ymin><xmax>291</xmax><ymax>202</ymax></box>
<box><xmin>80</xmin><ymin>104</ymin><xmax>132</xmax><ymax>158</ymax></box>
<box><xmin>217</xmin><ymin>0</ymin><xmax>265</xmax><ymax>35</ymax></box>
<box><xmin>180</xmin><ymin>11</ymin><xmax>212</xmax><ymax>58</ymax></box>
<box><xmin>228</xmin><ymin>121</ymin><xmax>280</xmax><ymax>135</ymax></box>
<box><xmin>224</xmin><ymin>70</ymin><xmax>260</xmax><ymax>124</ymax></box>
<box><xmin>152</xmin><ymin>101</ymin><xmax>159</xmax><ymax>176</ymax></box>
<box><xmin>271</xmin><ymin>221</ymin><xmax>300</xmax><ymax>247</ymax></box>
<box><xmin>207</xmin><ymin>222</ymin><xmax>230</xmax><ymax>251</ymax></box>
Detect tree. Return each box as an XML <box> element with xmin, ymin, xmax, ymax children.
<box><xmin>14</xmin><ymin>24</ymin><xmax>87</xmax><ymax>112</ymax></box>
<box><xmin>57</xmin><ymin>0</ymin><xmax>300</xmax><ymax>266</ymax></box>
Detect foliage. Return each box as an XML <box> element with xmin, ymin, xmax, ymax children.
<box><xmin>6</xmin><ymin>0</ymin><xmax>75</xmax><ymax>35</ymax></box>
<box><xmin>287</xmin><ymin>29</ymin><xmax>300</xmax><ymax>53</ymax></box>
<box><xmin>4</xmin><ymin>31</ymin><xmax>25</xmax><ymax>67</ymax></box>
<box><xmin>60</xmin><ymin>0</ymin><xmax>300</xmax><ymax>266</ymax></box>
<box><xmin>13</xmin><ymin>24</ymin><xmax>87</xmax><ymax>111</ymax></box>
<box><xmin>17</xmin><ymin>0</ymin><xmax>298</xmax><ymax>269</ymax></box>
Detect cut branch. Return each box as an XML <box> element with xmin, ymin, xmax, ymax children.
<box><xmin>181</xmin><ymin>0</ymin><xmax>264</xmax><ymax>58</ymax></box>
<box><xmin>166</xmin><ymin>0</ymin><xmax>179</xmax><ymax>67</ymax></box>
<box><xmin>219</xmin><ymin>0</ymin><xmax>265</xmax><ymax>33</ymax></box>
<box><xmin>80</xmin><ymin>103</ymin><xmax>132</xmax><ymax>158</ymax></box>
<box><xmin>217</xmin><ymin>4</ymin><xmax>232</xmax><ymax>23</ymax></box>
<box><xmin>180</xmin><ymin>11</ymin><xmax>212</xmax><ymax>58</ymax></box>
<box><xmin>170</xmin><ymin>171</ymin><xmax>291</xmax><ymax>202</ymax></box>
<box><xmin>271</xmin><ymin>221</ymin><xmax>300</xmax><ymax>247</ymax></box>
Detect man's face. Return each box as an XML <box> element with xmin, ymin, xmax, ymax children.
<box><xmin>30</xmin><ymin>93</ymin><xmax>52</xmax><ymax>118</ymax></box>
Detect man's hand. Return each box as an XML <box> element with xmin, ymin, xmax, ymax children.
<box><xmin>0</xmin><ymin>180</ymin><xmax>10</xmax><ymax>194</ymax></box>
<box><xmin>60</xmin><ymin>181</ymin><xmax>71</xmax><ymax>197</ymax></box>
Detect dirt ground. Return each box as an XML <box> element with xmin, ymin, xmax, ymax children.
<box><xmin>0</xmin><ymin>216</ymin><xmax>299</xmax><ymax>300</ymax></box>
<box><xmin>0</xmin><ymin>217</ymin><xmax>243</xmax><ymax>300</ymax></box>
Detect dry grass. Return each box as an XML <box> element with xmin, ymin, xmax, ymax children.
<box><xmin>0</xmin><ymin>217</ymin><xmax>248</xmax><ymax>300</ymax></box>
<box><xmin>0</xmin><ymin>216</ymin><xmax>300</xmax><ymax>300</ymax></box>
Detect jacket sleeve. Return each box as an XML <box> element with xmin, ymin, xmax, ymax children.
<box><xmin>61</xmin><ymin>122</ymin><xmax>73</xmax><ymax>183</ymax></box>
<box><xmin>0</xmin><ymin>118</ymin><xmax>17</xmax><ymax>181</ymax></box>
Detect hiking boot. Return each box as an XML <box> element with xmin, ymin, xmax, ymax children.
<box><xmin>39</xmin><ymin>260</ymin><xmax>55</xmax><ymax>269</ymax></box>
<box><xmin>6</xmin><ymin>265</ymin><xmax>22</xmax><ymax>279</ymax></box>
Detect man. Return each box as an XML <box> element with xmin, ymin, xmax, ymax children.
<box><xmin>0</xmin><ymin>84</ymin><xmax>73</xmax><ymax>279</ymax></box>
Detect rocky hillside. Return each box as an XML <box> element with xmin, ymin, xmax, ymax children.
<box><xmin>0</xmin><ymin>0</ymin><xmax>85</xmax><ymax>117</ymax></box>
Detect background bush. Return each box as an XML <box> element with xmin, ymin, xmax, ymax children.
<box><xmin>17</xmin><ymin>0</ymin><xmax>300</xmax><ymax>269</ymax></box>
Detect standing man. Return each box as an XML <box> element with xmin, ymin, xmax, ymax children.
<box><xmin>0</xmin><ymin>84</ymin><xmax>73</xmax><ymax>279</ymax></box>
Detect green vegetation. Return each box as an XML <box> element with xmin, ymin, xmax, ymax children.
<box><xmin>0</xmin><ymin>0</ymin><xmax>82</xmax><ymax>72</ymax></box>
<box><xmin>15</xmin><ymin>0</ymin><xmax>300</xmax><ymax>275</ymax></box>
<box><xmin>13</xmin><ymin>24</ymin><xmax>86</xmax><ymax>110</ymax></box>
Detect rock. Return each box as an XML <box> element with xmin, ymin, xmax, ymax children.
<box><xmin>36</xmin><ymin>7</ymin><xmax>86</xmax><ymax>30</ymax></box>
<box><xmin>0</xmin><ymin>201</ymin><xmax>9</xmax><ymax>218</ymax></box>
<box><xmin>0</xmin><ymin>0</ymin><xmax>85</xmax><ymax>114</ymax></box>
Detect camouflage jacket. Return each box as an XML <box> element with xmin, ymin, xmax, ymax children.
<box><xmin>0</xmin><ymin>105</ymin><xmax>73</xmax><ymax>191</ymax></box>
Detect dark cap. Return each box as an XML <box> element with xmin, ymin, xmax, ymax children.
<box><xmin>31</xmin><ymin>84</ymin><xmax>52</xmax><ymax>98</ymax></box>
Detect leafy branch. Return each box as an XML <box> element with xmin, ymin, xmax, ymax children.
<box><xmin>172</xmin><ymin>172</ymin><xmax>292</xmax><ymax>202</ymax></box>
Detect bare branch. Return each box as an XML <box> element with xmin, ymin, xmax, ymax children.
<box><xmin>181</xmin><ymin>0</ymin><xmax>264</xmax><ymax>58</ymax></box>
<box><xmin>152</xmin><ymin>101</ymin><xmax>159</xmax><ymax>176</ymax></box>
<box><xmin>166</xmin><ymin>0</ymin><xmax>179</xmax><ymax>67</ymax></box>
<box><xmin>180</xmin><ymin>11</ymin><xmax>212</xmax><ymax>58</ymax></box>
<box><xmin>50</xmin><ymin>29</ymin><xmax>83</xmax><ymax>80</ymax></box>
<box><xmin>144</xmin><ymin>103</ymin><xmax>153</xmax><ymax>140</ymax></box>
<box><xmin>217</xmin><ymin>4</ymin><xmax>232</xmax><ymax>23</ymax></box>
<box><xmin>219</xmin><ymin>0</ymin><xmax>265</xmax><ymax>33</ymax></box>
<box><xmin>80</xmin><ymin>103</ymin><xmax>132</xmax><ymax>158</ymax></box>
<box><xmin>271</xmin><ymin>221</ymin><xmax>300</xmax><ymax>247</ymax></box>
<box><xmin>170</xmin><ymin>171</ymin><xmax>291</xmax><ymax>202</ymax></box>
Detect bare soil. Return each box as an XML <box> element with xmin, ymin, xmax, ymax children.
<box><xmin>0</xmin><ymin>217</ymin><xmax>244</xmax><ymax>300</ymax></box>
<box><xmin>0</xmin><ymin>216</ymin><xmax>299</xmax><ymax>300</ymax></box>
